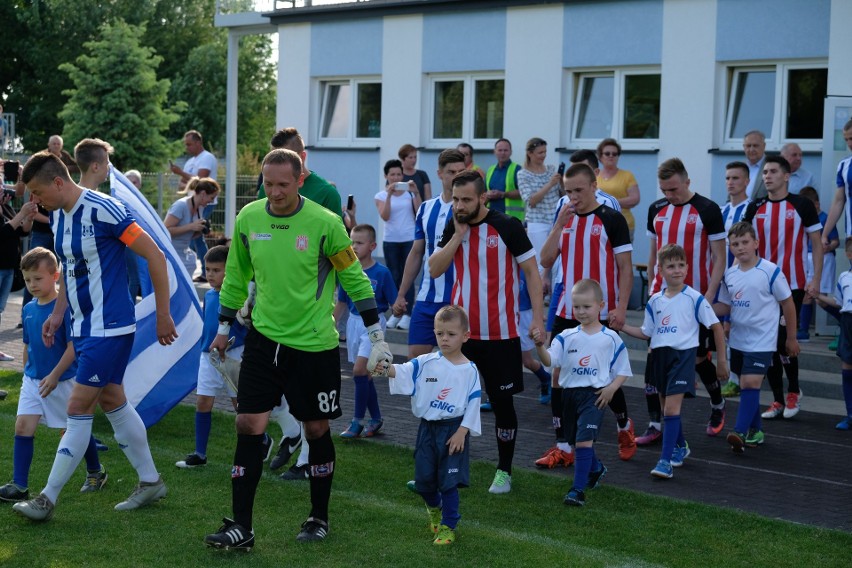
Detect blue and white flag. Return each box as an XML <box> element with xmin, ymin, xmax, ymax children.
<box><xmin>110</xmin><ymin>167</ymin><xmax>203</xmax><ymax>427</ymax></box>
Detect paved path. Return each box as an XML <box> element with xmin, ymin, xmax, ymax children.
<box><xmin>2</xmin><ymin>289</ymin><xmax>850</xmax><ymax>533</ymax></box>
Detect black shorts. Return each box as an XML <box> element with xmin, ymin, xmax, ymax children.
<box><xmin>462</xmin><ymin>338</ymin><xmax>523</xmax><ymax>397</ymax></box>
<box><xmin>414</xmin><ymin>417</ymin><xmax>470</xmax><ymax>493</ymax></box>
<box><xmin>562</xmin><ymin>387</ymin><xmax>605</xmax><ymax>445</ymax></box>
<box><xmin>838</xmin><ymin>312</ymin><xmax>852</xmax><ymax>366</ymax></box>
<box><xmin>237</xmin><ymin>328</ymin><xmax>343</xmax><ymax>421</ymax></box>
<box><xmin>649</xmin><ymin>346</ymin><xmax>697</xmax><ymax>397</ymax></box>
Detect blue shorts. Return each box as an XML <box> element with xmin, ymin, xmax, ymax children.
<box><xmin>649</xmin><ymin>346</ymin><xmax>697</xmax><ymax>397</ymax></box>
<box><xmin>562</xmin><ymin>387</ymin><xmax>605</xmax><ymax>444</ymax></box>
<box><xmin>546</xmin><ymin>282</ymin><xmax>564</xmax><ymax>332</ymax></box>
<box><xmin>73</xmin><ymin>334</ymin><xmax>135</xmax><ymax>387</ymax></box>
<box><xmin>408</xmin><ymin>301</ymin><xmax>448</xmax><ymax>346</ymax></box>
<box><xmin>413</xmin><ymin>416</ymin><xmax>470</xmax><ymax>493</ymax></box>
<box><xmin>837</xmin><ymin>313</ymin><xmax>852</xmax><ymax>366</ymax></box>
<box><xmin>730</xmin><ymin>349</ymin><xmax>772</xmax><ymax>377</ymax></box>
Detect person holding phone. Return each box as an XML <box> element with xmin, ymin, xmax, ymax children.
<box><xmin>518</xmin><ymin>138</ymin><xmax>563</xmax><ymax>284</ymax></box>
<box><xmin>375</xmin><ymin>159</ymin><xmax>422</xmax><ymax>329</ymax></box>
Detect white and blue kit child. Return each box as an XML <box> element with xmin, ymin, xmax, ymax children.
<box><xmin>199</xmin><ymin>288</ymin><xmax>247</xmax><ymax>397</ymax></box>
<box><xmin>338</xmin><ymin>262</ymin><xmax>396</xmax><ymax>363</ymax></box>
<box><xmin>390</xmin><ymin>352</ymin><xmax>481</xmax><ymax>529</ymax></box>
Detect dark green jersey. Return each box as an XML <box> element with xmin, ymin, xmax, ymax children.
<box><xmin>220</xmin><ymin>196</ymin><xmax>373</xmax><ymax>351</ymax></box>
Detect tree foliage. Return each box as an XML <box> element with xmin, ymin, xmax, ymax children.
<box><xmin>59</xmin><ymin>21</ymin><xmax>183</xmax><ymax>171</ymax></box>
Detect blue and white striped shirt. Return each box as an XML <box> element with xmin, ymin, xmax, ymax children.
<box><xmin>721</xmin><ymin>199</ymin><xmax>750</xmax><ymax>268</ymax></box>
<box><xmin>838</xmin><ymin>155</ymin><xmax>852</xmax><ymax>237</ymax></box>
<box><xmin>51</xmin><ymin>188</ymin><xmax>136</xmax><ymax>337</ymax></box>
<box><xmin>414</xmin><ymin>195</ymin><xmax>454</xmax><ymax>304</ymax></box>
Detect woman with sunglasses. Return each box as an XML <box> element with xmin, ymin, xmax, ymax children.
<box><xmin>596</xmin><ymin>138</ymin><xmax>640</xmax><ymax>241</ymax></box>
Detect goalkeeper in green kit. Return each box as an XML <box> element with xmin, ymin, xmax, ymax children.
<box><xmin>204</xmin><ymin>149</ymin><xmax>392</xmax><ymax>551</ymax></box>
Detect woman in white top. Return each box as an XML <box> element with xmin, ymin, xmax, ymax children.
<box><xmin>375</xmin><ymin>159</ymin><xmax>422</xmax><ymax>329</ymax></box>
<box><xmin>164</xmin><ymin>177</ymin><xmax>219</xmax><ymax>281</ymax></box>
<box><xmin>518</xmin><ymin>137</ymin><xmax>563</xmax><ymax>278</ymax></box>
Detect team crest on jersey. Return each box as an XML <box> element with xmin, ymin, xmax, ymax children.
<box><xmin>686</xmin><ymin>214</ymin><xmax>699</xmax><ymax>224</ymax></box>
<box><xmin>486</xmin><ymin>235</ymin><xmax>499</xmax><ymax>248</ymax></box>
<box><xmin>786</xmin><ymin>210</ymin><xmax>795</xmax><ymax>220</ymax></box>
<box><xmin>81</xmin><ymin>224</ymin><xmax>95</xmax><ymax>237</ymax></box>
<box><xmin>591</xmin><ymin>225</ymin><xmax>602</xmax><ymax>236</ymax></box>
<box><xmin>296</xmin><ymin>235</ymin><xmax>309</xmax><ymax>250</ymax></box>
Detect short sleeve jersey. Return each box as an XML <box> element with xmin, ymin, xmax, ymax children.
<box><xmin>546</xmin><ymin>326</ymin><xmax>632</xmax><ymax>389</ymax></box>
<box><xmin>743</xmin><ymin>193</ymin><xmax>821</xmax><ymax>290</ymax></box>
<box><xmin>202</xmin><ymin>289</ymin><xmax>247</xmax><ymax>353</ymax></box>
<box><xmin>555</xmin><ymin>205</ymin><xmax>632</xmax><ymax>319</ymax></box>
<box><xmin>414</xmin><ymin>196</ymin><xmax>454</xmax><ymax>304</ymax></box>
<box><xmin>720</xmin><ymin>199</ymin><xmax>750</xmax><ymax>268</ymax></box>
<box><xmin>219</xmin><ymin>196</ymin><xmax>374</xmax><ymax>351</ymax></box>
<box><xmin>641</xmin><ymin>285</ymin><xmax>719</xmax><ymax>350</ymax></box>
<box><xmin>647</xmin><ymin>193</ymin><xmax>726</xmax><ymax>295</ymax></box>
<box><xmin>718</xmin><ymin>259</ymin><xmax>792</xmax><ymax>352</ymax></box>
<box><xmin>51</xmin><ymin>188</ymin><xmax>136</xmax><ymax>337</ymax></box>
<box><xmin>23</xmin><ymin>299</ymin><xmax>75</xmax><ymax>381</ymax></box>
<box><xmin>338</xmin><ymin>262</ymin><xmax>397</xmax><ymax>315</ymax></box>
<box><xmin>834</xmin><ymin>270</ymin><xmax>852</xmax><ymax>314</ymax></box>
<box><xmin>390</xmin><ymin>351</ymin><xmax>482</xmax><ymax>436</ymax></box>
<box><xmin>437</xmin><ymin>210</ymin><xmax>535</xmax><ymax>340</ymax></box>
<box><xmin>837</xmin><ymin>155</ymin><xmax>852</xmax><ymax>236</ymax></box>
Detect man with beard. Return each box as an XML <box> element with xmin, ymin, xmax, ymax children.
<box><xmin>429</xmin><ymin>170</ymin><xmax>544</xmax><ymax>495</ymax></box>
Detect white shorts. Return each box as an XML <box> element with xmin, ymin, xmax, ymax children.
<box><xmin>197</xmin><ymin>346</ymin><xmax>244</xmax><ymax>398</ymax></box>
<box><xmin>17</xmin><ymin>375</ymin><xmax>74</xmax><ymax>428</ymax></box>
<box><xmin>519</xmin><ymin>309</ymin><xmax>534</xmax><ymax>351</ymax></box>
<box><xmin>345</xmin><ymin>313</ymin><xmax>386</xmax><ymax>364</ymax></box>
<box><xmin>806</xmin><ymin>252</ymin><xmax>836</xmax><ymax>294</ymax></box>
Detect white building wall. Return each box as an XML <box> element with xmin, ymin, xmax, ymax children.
<box><xmin>277</xmin><ymin>23</ymin><xmax>312</xmax><ymax>137</ymax></box>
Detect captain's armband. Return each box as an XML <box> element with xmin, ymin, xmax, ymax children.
<box><xmin>329</xmin><ymin>245</ymin><xmax>358</xmax><ymax>271</ymax></box>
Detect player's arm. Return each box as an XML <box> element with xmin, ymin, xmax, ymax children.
<box><xmin>807</xmin><ymin>231</ymin><xmax>824</xmax><ymax>298</ymax></box>
<box><xmin>447</xmin><ymin>426</ymin><xmax>469</xmax><ymax>455</ymax></box>
<box><xmin>42</xmin><ymin>277</ymin><xmax>68</xmax><ymax>349</ymax></box>
<box><xmin>822</xmin><ymin>185</ymin><xmax>845</xmax><ymax>247</ymax></box>
<box><xmin>394</xmin><ymin>239</ymin><xmax>425</xmax><ymax>315</ymax></box>
<box><xmin>333</xmin><ymin>300</ymin><xmax>347</xmax><ymax>325</ymax></box>
<box><xmin>780</xmin><ymin>295</ymin><xmax>800</xmax><ymax>358</ymax></box>
<box><xmin>709</xmin><ymin>321</ymin><xmax>728</xmax><ymax>380</ymax></box>
<box><xmin>429</xmin><ymin>221</ymin><xmax>466</xmax><ymax>279</ymax></box>
<box><xmin>706</xmin><ymin>238</ymin><xmax>726</xmax><ymax>303</ymax></box>
<box><xmin>621</xmin><ymin>323</ymin><xmax>650</xmax><ymax>341</ymax></box>
<box><xmin>40</xmin><ymin>341</ymin><xmax>75</xmax><ymax>398</ymax></box>
<box><xmin>125</xmin><ymin>225</ymin><xmax>178</xmax><ymax>346</ymax></box>
<box><xmin>520</xmin><ymin>256</ymin><xmax>545</xmax><ymax>339</ymax></box>
<box><xmin>610</xmin><ymin>250</ymin><xmax>634</xmax><ymax>330</ymax></box>
<box><xmin>540</xmin><ymin>205</ymin><xmax>572</xmax><ymax>269</ymax></box>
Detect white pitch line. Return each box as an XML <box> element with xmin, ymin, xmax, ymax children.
<box><xmin>690</xmin><ymin>458</ymin><xmax>852</xmax><ymax>488</ymax></box>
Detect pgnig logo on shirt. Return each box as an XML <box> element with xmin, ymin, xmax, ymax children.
<box><xmin>656</xmin><ymin>314</ymin><xmax>677</xmax><ymax>334</ymax></box>
<box><xmin>430</xmin><ymin>387</ymin><xmax>455</xmax><ymax>412</ymax></box>
<box><xmin>572</xmin><ymin>354</ymin><xmax>598</xmax><ymax>377</ymax></box>
<box><xmin>731</xmin><ymin>290</ymin><xmax>751</xmax><ymax>308</ymax></box>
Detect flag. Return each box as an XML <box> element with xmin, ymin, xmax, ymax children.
<box><xmin>110</xmin><ymin>167</ymin><xmax>204</xmax><ymax>427</ymax></box>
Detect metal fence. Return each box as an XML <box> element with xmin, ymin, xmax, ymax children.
<box><xmin>138</xmin><ymin>172</ymin><xmax>260</xmax><ymax>242</ymax></box>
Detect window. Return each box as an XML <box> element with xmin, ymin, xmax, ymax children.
<box><xmin>430</xmin><ymin>75</ymin><xmax>504</xmax><ymax>143</ymax></box>
<box><xmin>570</xmin><ymin>70</ymin><xmax>661</xmax><ymax>146</ymax></box>
<box><xmin>724</xmin><ymin>63</ymin><xmax>827</xmax><ymax>148</ymax></box>
<box><xmin>318</xmin><ymin>79</ymin><xmax>381</xmax><ymax>142</ymax></box>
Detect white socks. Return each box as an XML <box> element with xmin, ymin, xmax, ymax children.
<box><xmin>106</xmin><ymin>402</ymin><xmax>159</xmax><ymax>483</ymax></box>
<box><xmin>43</xmin><ymin>414</ymin><xmax>93</xmax><ymax>503</ymax></box>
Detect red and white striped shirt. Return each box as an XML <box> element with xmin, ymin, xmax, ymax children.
<box><xmin>437</xmin><ymin>210</ymin><xmax>535</xmax><ymax>340</ymax></box>
<box><xmin>647</xmin><ymin>194</ymin><xmax>725</xmax><ymax>295</ymax></box>
<box><xmin>556</xmin><ymin>205</ymin><xmax>632</xmax><ymax>319</ymax></box>
<box><xmin>744</xmin><ymin>193</ymin><xmax>821</xmax><ymax>290</ymax></box>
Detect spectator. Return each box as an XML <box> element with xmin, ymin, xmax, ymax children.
<box><xmin>169</xmin><ymin>130</ymin><xmax>218</xmax><ymax>281</ymax></box>
<box><xmin>399</xmin><ymin>144</ymin><xmax>432</xmax><ymax>201</ymax></box>
<box><xmin>164</xmin><ymin>177</ymin><xmax>220</xmax><ymax>281</ymax></box>
<box><xmin>781</xmin><ymin>143</ymin><xmax>816</xmax><ymax>194</ymax></box>
<box><xmin>485</xmin><ymin>138</ymin><xmax>523</xmax><ymax>218</ymax></box>
<box><xmin>0</xmin><ymin>105</ymin><xmax>7</xmax><ymax>153</ymax></box>
<box><xmin>375</xmin><ymin>159</ymin><xmax>421</xmax><ymax>329</ymax></box>
<box><xmin>596</xmin><ymin>138</ymin><xmax>641</xmax><ymax>241</ymax></box>
<box><xmin>0</xmin><ymin>194</ymin><xmax>36</xmax><ymax>361</ymax></box>
<box><xmin>743</xmin><ymin>130</ymin><xmax>768</xmax><ymax>201</ymax></box>
<box><xmin>456</xmin><ymin>143</ymin><xmax>485</xmax><ymax>178</ymax></box>
<box><xmin>518</xmin><ymin>137</ymin><xmax>562</xmax><ymax>278</ymax></box>
<box><xmin>46</xmin><ymin>135</ymin><xmax>80</xmax><ymax>177</ymax></box>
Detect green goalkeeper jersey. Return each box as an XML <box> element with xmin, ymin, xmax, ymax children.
<box><xmin>220</xmin><ymin>196</ymin><xmax>375</xmax><ymax>351</ymax></box>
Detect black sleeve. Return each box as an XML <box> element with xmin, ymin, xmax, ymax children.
<box><xmin>488</xmin><ymin>212</ymin><xmax>534</xmax><ymax>259</ymax></box>
<box><xmin>742</xmin><ymin>200</ymin><xmax>759</xmax><ymax>223</ymax></box>
<box><xmin>646</xmin><ymin>198</ymin><xmax>666</xmax><ymax>236</ymax></box>
<box><xmin>600</xmin><ymin>206</ymin><xmax>631</xmax><ymax>249</ymax></box>
<box><xmin>791</xmin><ymin>194</ymin><xmax>820</xmax><ymax>228</ymax></box>
<box><xmin>436</xmin><ymin>215</ymin><xmax>456</xmax><ymax>248</ymax></box>
<box><xmin>696</xmin><ymin>196</ymin><xmax>725</xmax><ymax>235</ymax></box>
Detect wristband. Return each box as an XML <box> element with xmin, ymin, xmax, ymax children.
<box><xmin>217</xmin><ymin>322</ymin><xmax>231</xmax><ymax>336</ymax></box>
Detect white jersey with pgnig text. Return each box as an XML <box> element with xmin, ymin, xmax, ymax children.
<box><xmin>390</xmin><ymin>351</ymin><xmax>482</xmax><ymax>436</ymax></box>
<box><xmin>641</xmin><ymin>285</ymin><xmax>719</xmax><ymax>350</ymax></box>
<box><xmin>51</xmin><ymin>188</ymin><xmax>136</xmax><ymax>337</ymax></box>
<box><xmin>546</xmin><ymin>326</ymin><xmax>632</xmax><ymax>389</ymax></box>
<box><xmin>437</xmin><ymin>210</ymin><xmax>535</xmax><ymax>340</ymax></box>
<box><xmin>718</xmin><ymin>259</ymin><xmax>792</xmax><ymax>352</ymax></box>
<box><xmin>834</xmin><ymin>270</ymin><xmax>852</xmax><ymax>314</ymax></box>
<box><xmin>414</xmin><ymin>196</ymin><xmax>454</xmax><ymax>304</ymax></box>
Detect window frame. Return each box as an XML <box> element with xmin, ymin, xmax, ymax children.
<box><xmin>720</xmin><ymin>60</ymin><xmax>828</xmax><ymax>152</ymax></box>
<box><xmin>315</xmin><ymin>76</ymin><xmax>382</xmax><ymax>146</ymax></box>
<box><xmin>426</xmin><ymin>73</ymin><xmax>505</xmax><ymax>147</ymax></box>
<box><xmin>565</xmin><ymin>67</ymin><xmax>662</xmax><ymax>151</ymax></box>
